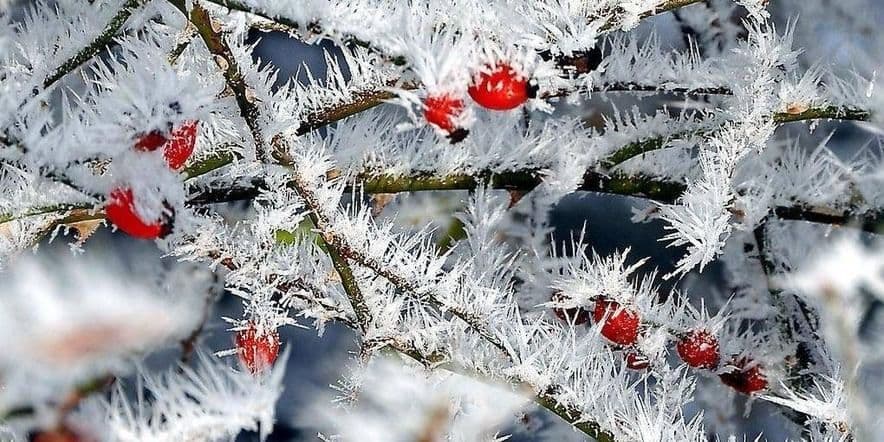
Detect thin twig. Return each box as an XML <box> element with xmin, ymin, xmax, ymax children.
<box><xmin>602</xmin><ymin>106</ymin><xmax>872</xmax><ymax>169</ymax></box>
<box><xmin>42</xmin><ymin>0</ymin><xmax>142</xmax><ymax>88</ymax></box>
<box><xmin>206</xmin><ymin>250</ymin><xmax>359</xmax><ymax>329</ymax></box>
<box><xmin>183</xmin><ymin>167</ymin><xmax>883</xmax><ymax>234</ymax></box>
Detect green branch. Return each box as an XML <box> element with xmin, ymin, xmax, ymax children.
<box><xmin>535</xmin><ymin>390</ymin><xmax>615</xmax><ymax>442</ymax></box>
<box><xmin>7</xmin><ymin>110</ymin><xmax>882</xmax><ymax>235</ymax></box>
<box><xmin>312</xmin><ymin>217</ymin><xmax>373</xmax><ymax>330</ymax></box>
<box><xmin>295</xmin><ymin>89</ymin><xmax>403</xmax><ymax>136</ymax></box>
<box><xmin>0</xmin><ymin>203</ymin><xmax>91</xmax><ymax>225</ymax></box>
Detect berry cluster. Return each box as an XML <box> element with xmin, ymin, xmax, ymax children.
<box><xmin>551</xmin><ymin>294</ymin><xmax>768</xmax><ymax>395</ymax></box>
<box><xmin>105</xmin><ymin>119</ymin><xmax>199</xmax><ymax>240</ymax></box>
<box><xmin>234</xmin><ymin>322</ymin><xmax>281</xmax><ymax>375</ymax></box>
<box><xmin>422</xmin><ymin>50</ymin><xmax>604</xmax><ymax>142</ymax></box>
<box><xmin>423</xmin><ymin>62</ymin><xmax>536</xmax><ymax>142</ymax></box>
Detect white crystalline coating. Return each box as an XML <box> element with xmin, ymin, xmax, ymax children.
<box><xmin>72</xmin><ymin>351</ymin><xmax>286</xmax><ymax>442</ymax></box>
<box><xmin>303</xmin><ymin>357</ymin><xmax>529</xmax><ymax>442</ymax></box>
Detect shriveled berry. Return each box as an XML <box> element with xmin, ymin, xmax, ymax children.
<box><xmin>164</xmin><ymin>120</ymin><xmax>198</xmax><ymax>170</ymax></box>
<box><xmin>547</xmin><ymin>47</ymin><xmax>604</xmax><ymax>75</ymax></box>
<box><xmin>624</xmin><ymin>351</ymin><xmax>650</xmax><ymax>370</ymax></box>
<box><xmin>592</xmin><ymin>298</ymin><xmax>640</xmax><ymax>346</ymax></box>
<box><xmin>133</xmin><ymin>130</ymin><xmax>168</xmax><ymax>152</ymax></box>
<box><xmin>424</xmin><ymin>94</ymin><xmax>464</xmax><ymax>133</ymax></box>
<box><xmin>468</xmin><ymin>63</ymin><xmax>530</xmax><ymax>111</ymax></box>
<box><xmin>719</xmin><ymin>357</ymin><xmax>767</xmax><ymax>394</ymax></box>
<box><xmin>551</xmin><ymin>291</ymin><xmax>590</xmax><ymax>325</ymax></box>
<box><xmin>553</xmin><ymin>306</ymin><xmax>590</xmax><ymax>325</ymax></box>
<box><xmin>236</xmin><ymin>323</ymin><xmax>281</xmax><ymax>374</ymax></box>
<box><xmin>677</xmin><ymin>329</ymin><xmax>720</xmax><ymax>369</ymax></box>
<box><xmin>105</xmin><ymin>188</ymin><xmax>171</xmax><ymax>240</ymax></box>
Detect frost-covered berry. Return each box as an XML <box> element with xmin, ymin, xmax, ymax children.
<box><xmin>30</xmin><ymin>426</ymin><xmax>82</xmax><ymax>442</ymax></box>
<box><xmin>133</xmin><ymin>130</ymin><xmax>168</xmax><ymax>152</ymax></box>
<box><xmin>551</xmin><ymin>291</ymin><xmax>590</xmax><ymax>325</ymax></box>
<box><xmin>133</xmin><ymin>121</ymin><xmax>198</xmax><ymax>170</ymax></box>
<box><xmin>105</xmin><ymin>188</ymin><xmax>171</xmax><ymax>240</ymax></box>
<box><xmin>468</xmin><ymin>63</ymin><xmax>532</xmax><ymax>111</ymax></box>
<box><xmin>236</xmin><ymin>323</ymin><xmax>281</xmax><ymax>374</ymax></box>
<box><xmin>719</xmin><ymin>357</ymin><xmax>767</xmax><ymax>394</ymax></box>
<box><xmin>677</xmin><ymin>329</ymin><xmax>720</xmax><ymax>369</ymax></box>
<box><xmin>624</xmin><ymin>351</ymin><xmax>650</xmax><ymax>370</ymax></box>
<box><xmin>592</xmin><ymin>298</ymin><xmax>640</xmax><ymax>346</ymax></box>
<box><xmin>424</xmin><ymin>95</ymin><xmax>464</xmax><ymax>133</ymax></box>
<box><xmin>164</xmin><ymin>120</ymin><xmax>198</xmax><ymax>170</ymax></box>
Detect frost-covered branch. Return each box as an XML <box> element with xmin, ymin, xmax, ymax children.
<box><xmin>270</xmin><ymin>142</ymin><xmax>621</xmax><ymax>440</ymax></box>
<box><xmin>42</xmin><ymin>0</ymin><xmax>142</xmax><ymax>89</ymax></box>
<box><xmin>752</xmin><ymin>223</ymin><xmax>828</xmax><ymax>433</ymax></box>
<box><xmin>169</xmin><ymin>0</ymin><xmax>269</xmax><ymax>161</ymax></box>
<box><xmin>603</xmin><ymin>106</ymin><xmax>871</xmax><ymax>168</ymax></box>
<box><xmin>201</xmin><ymin>0</ymin><xmax>707</xmax><ymax>48</ymax></box>
<box><xmin>181</xmin><ymin>166</ymin><xmax>881</xmax><ymax>235</ymax></box>
<box><xmin>168</xmin><ymin>0</ymin><xmax>375</xmax><ymax>330</ymax></box>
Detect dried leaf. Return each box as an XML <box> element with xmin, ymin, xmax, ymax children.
<box><xmin>371</xmin><ymin>193</ymin><xmax>395</xmax><ymax>217</ymax></box>
<box><xmin>66</xmin><ymin>218</ymin><xmax>103</xmax><ymax>246</ymax></box>
<box><xmin>785</xmin><ymin>102</ymin><xmax>809</xmax><ymax>115</ymax></box>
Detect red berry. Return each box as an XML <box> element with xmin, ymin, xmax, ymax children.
<box><xmin>592</xmin><ymin>299</ymin><xmax>640</xmax><ymax>346</ymax></box>
<box><xmin>424</xmin><ymin>95</ymin><xmax>464</xmax><ymax>133</ymax></box>
<box><xmin>105</xmin><ymin>188</ymin><xmax>170</xmax><ymax>240</ymax></box>
<box><xmin>624</xmin><ymin>351</ymin><xmax>650</xmax><ymax>370</ymax></box>
<box><xmin>133</xmin><ymin>130</ymin><xmax>168</xmax><ymax>152</ymax></box>
<box><xmin>468</xmin><ymin>63</ymin><xmax>531</xmax><ymax>111</ymax></box>
<box><xmin>719</xmin><ymin>357</ymin><xmax>767</xmax><ymax>395</ymax></box>
<box><xmin>164</xmin><ymin>120</ymin><xmax>198</xmax><ymax>170</ymax></box>
<box><xmin>235</xmin><ymin>323</ymin><xmax>281</xmax><ymax>374</ymax></box>
<box><xmin>677</xmin><ymin>329</ymin><xmax>720</xmax><ymax>369</ymax></box>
